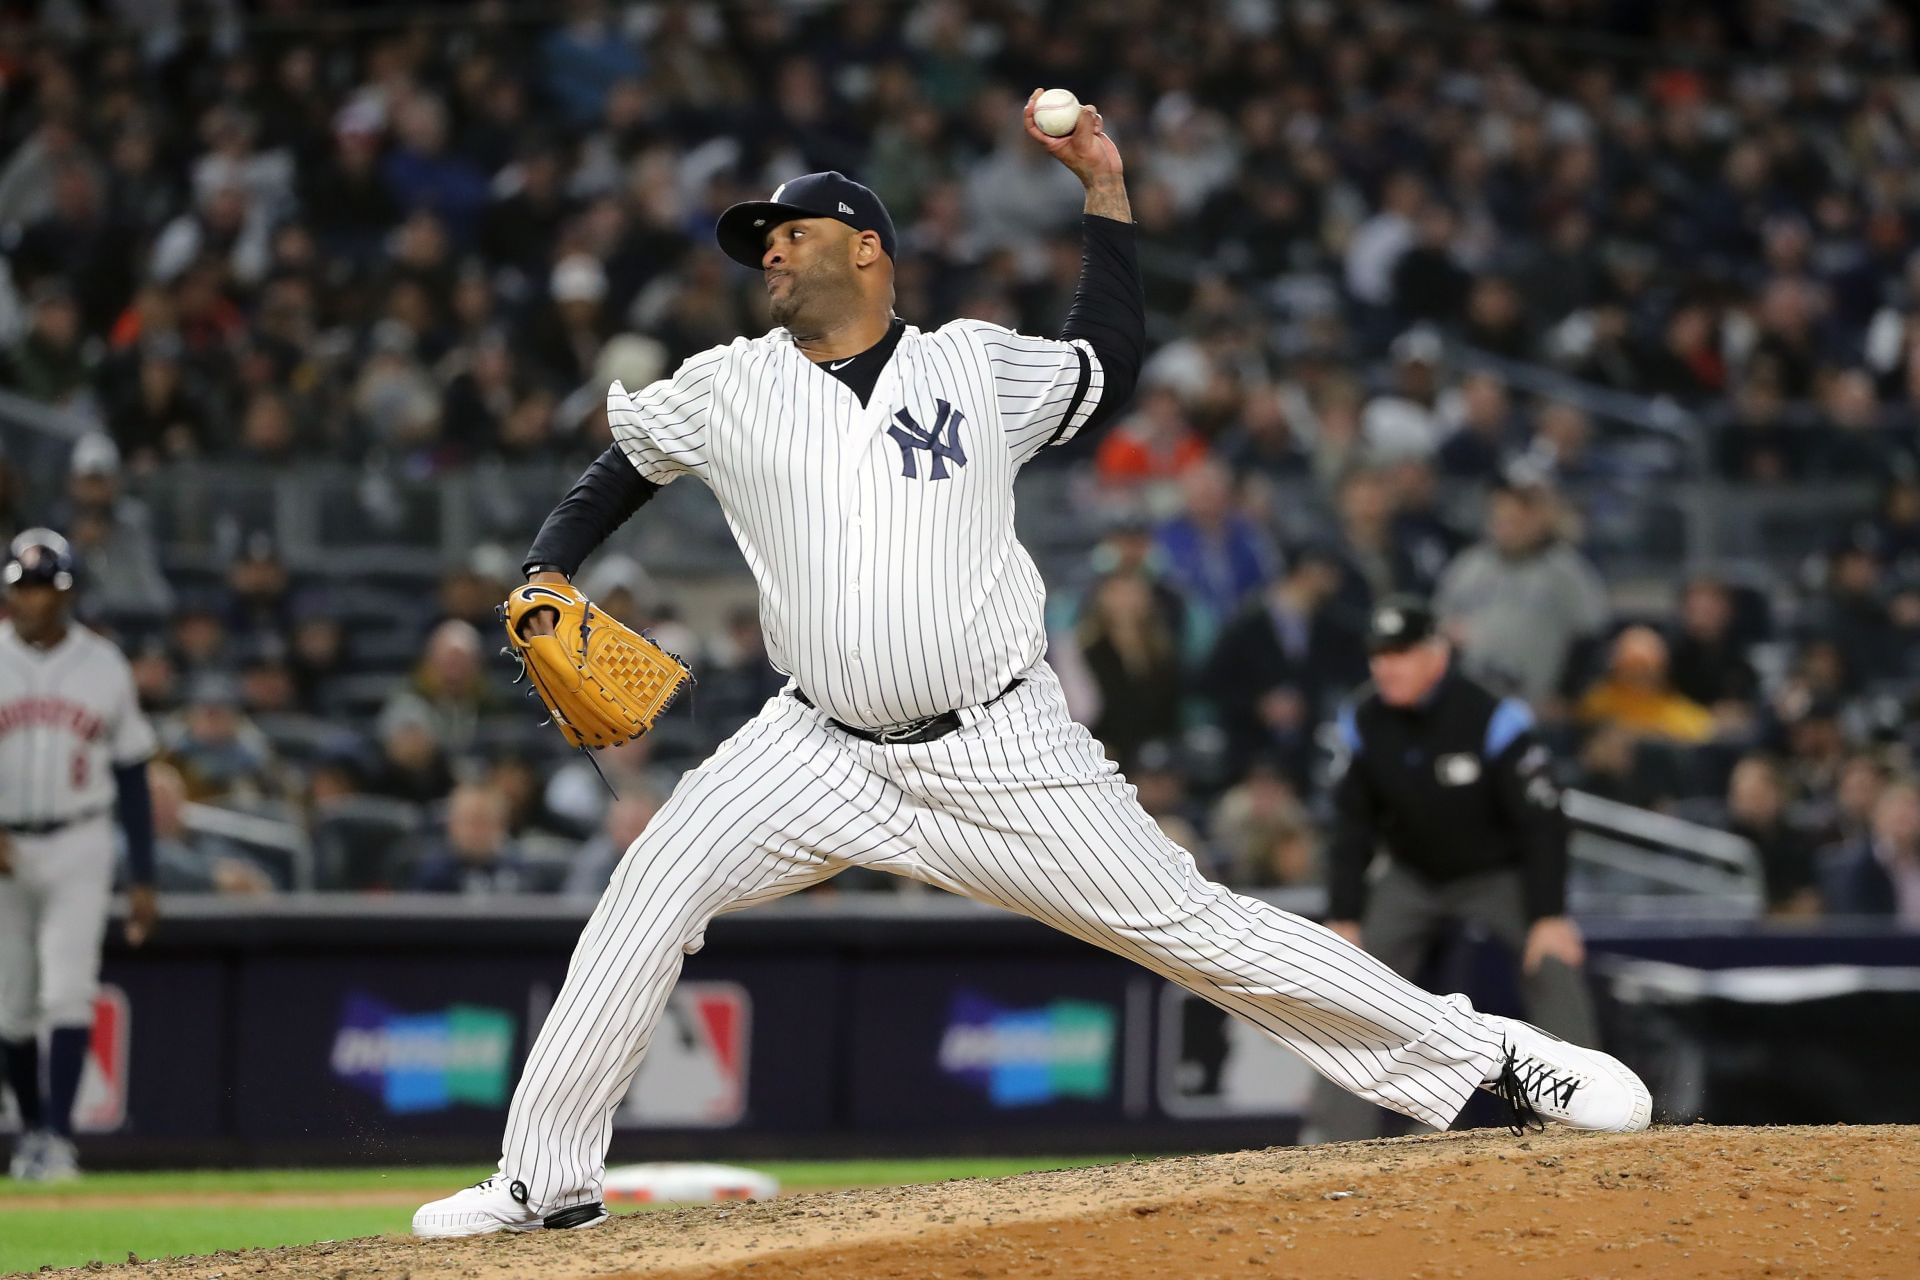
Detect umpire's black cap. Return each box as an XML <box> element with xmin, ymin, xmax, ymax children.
<box><xmin>4</xmin><ymin>528</ymin><xmax>76</xmax><ymax>591</ymax></box>
<box><xmin>1366</xmin><ymin>594</ymin><xmax>1439</xmax><ymax>654</ymax></box>
<box><xmin>715</xmin><ymin>171</ymin><xmax>899</xmax><ymax>268</ymax></box>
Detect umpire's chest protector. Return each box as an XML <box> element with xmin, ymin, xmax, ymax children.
<box><xmin>1350</xmin><ymin>675</ymin><xmax>1513</xmax><ymax>845</ymax></box>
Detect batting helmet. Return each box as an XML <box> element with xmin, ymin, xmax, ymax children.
<box><xmin>5</xmin><ymin>528</ymin><xmax>77</xmax><ymax>591</ymax></box>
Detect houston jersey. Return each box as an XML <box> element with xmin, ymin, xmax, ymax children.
<box><xmin>610</xmin><ymin>321</ymin><xmax>1106</xmax><ymax>730</ymax></box>
<box><xmin>0</xmin><ymin>622</ymin><xmax>157</xmax><ymax>825</ymax></box>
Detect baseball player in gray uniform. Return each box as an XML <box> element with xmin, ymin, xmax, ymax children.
<box><xmin>0</xmin><ymin>529</ymin><xmax>158</xmax><ymax>1181</ymax></box>
<box><xmin>415</xmin><ymin>95</ymin><xmax>1650</xmax><ymax>1238</ymax></box>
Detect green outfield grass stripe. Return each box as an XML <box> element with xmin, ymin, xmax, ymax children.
<box><xmin>0</xmin><ymin>1156</ymin><xmax>1134</xmax><ymax>1274</ymax></box>
<box><xmin>0</xmin><ymin>1207</ymin><xmax>406</xmax><ymax>1274</ymax></box>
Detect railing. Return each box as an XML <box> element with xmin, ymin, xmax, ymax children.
<box><xmin>1563</xmin><ymin>789</ymin><xmax>1766</xmax><ymax>919</ymax></box>
<box><xmin>181</xmin><ymin>801</ymin><xmax>316</xmax><ymax>891</ymax></box>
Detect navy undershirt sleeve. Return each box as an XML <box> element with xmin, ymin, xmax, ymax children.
<box><xmin>1058</xmin><ymin>214</ymin><xmax>1145</xmax><ymax>435</ymax></box>
<box><xmin>113</xmin><ymin>762</ymin><xmax>155</xmax><ymax>887</ymax></box>
<box><xmin>522</xmin><ymin>445</ymin><xmax>662</xmax><ymax>578</ymax></box>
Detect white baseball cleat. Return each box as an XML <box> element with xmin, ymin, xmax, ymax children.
<box><xmin>1480</xmin><ymin>1015</ymin><xmax>1652</xmax><ymax>1134</ymax></box>
<box><xmin>412</xmin><ymin>1174</ymin><xmax>609</xmax><ymax>1238</ymax></box>
<box><xmin>30</xmin><ymin>1135</ymin><xmax>80</xmax><ymax>1183</ymax></box>
<box><xmin>7</xmin><ymin>1130</ymin><xmax>48</xmax><ymax>1181</ymax></box>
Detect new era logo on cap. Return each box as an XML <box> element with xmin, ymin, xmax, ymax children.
<box><xmin>715</xmin><ymin>171</ymin><xmax>899</xmax><ymax>268</ymax></box>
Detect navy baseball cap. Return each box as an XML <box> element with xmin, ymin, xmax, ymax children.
<box><xmin>4</xmin><ymin>528</ymin><xmax>76</xmax><ymax>591</ymax></box>
<box><xmin>1367</xmin><ymin>595</ymin><xmax>1439</xmax><ymax>654</ymax></box>
<box><xmin>715</xmin><ymin>171</ymin><xmax>898</xmax><ymax>269</ymax></box>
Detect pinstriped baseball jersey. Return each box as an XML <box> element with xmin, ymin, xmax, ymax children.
<box><xmin>0</xmin><ymin>622</ymin><xmax>155</xmax><ymax>826</ymax></box>
<box><xmin>608</xmin><ymin>321</ymin><xmax>1105</xmax><ymax>730</ymax></box>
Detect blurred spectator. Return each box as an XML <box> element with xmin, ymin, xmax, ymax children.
<box><xmin>1391</xmin><ymin>203</ymin><xmax>1470</xmax><ymax>327</ymax></box>
<box><xmin>1822</xmin><ymin>779</ymin><xmax>1920</xmax><ymax>924</ymax></box>
<box><xmin>529</xmin><ymin>255</ymin><xmax>615</xmax><ymax>390</ymax></box>
<box><xmin>1208</xmin><ymin>759</ymin><xmax>1317</xmax><ymax>889</ymax></box>
<box><xmin>1093</xmin><ymin>386</ymin><xmax>1206</xmax><ymax>488</ymax></box>
<box><xmin>160</xmin><ymin>673</ymin><xmax>280</xmax><ymax>803</ymax></box>
<box><xmin>545</xmin><ymin>734</ymin><xmax>656</xmax><ymax>833</ymax></box>
<box><xmin>487</xmin><ymin>754</ymin><xmax>573</xmax><ymax>841</ymax></box>
<box><xmin>287</xmin><ymin>601</ymin><xmax>350</xmax><ymax>714</ymax></box>
<box><xmin>100</xmin><ymin>332</ymin><xmax>212</xmax><ymax>467</ymax></box>
<box><xmin>2</xmin><ymin>283</ymin><xmax>93</xmax><ymax>406</ymax></box>
<box><xmin>702</xmin><ymin>604</ymin><xmax>785</xmax><ymax>729</ymax></box>
<box><xmin>1153</xmin><ymin>459</ymin><xmax>1277</xmax><ymax>643</ymax></box>
<box><xmin>1075</xmin><ymin>572</ymin><xmax>1183</xmax><ymax>774</ymax></box>
<box><xmin>1346</xmin><ymin>170</ymin><xmax>1424</xmax><ymax>311</ymax></box>
<box><xmin>1713</xmin><ymin>377</ymin><xmax>1803</xmax><ymax>484</ymax></box>
<box><xmin>1435</xmin><ymin>477</ymin><xmax>1608</xmax><ymax>710</ymax></box>
<box><xmin>1814</xmin><ymin>537</ymin><xmax>1900</xmax><ymax>685</ymax></box>
<box><xmin>1806</xmin><ymin>751</ymin><xmax>1893</xmax><ymax>850</ymax></box>
<box><xmin>1667</xmin><ymin>577</ymin><xmax>1760</xmax><ymax>717</ymax></box>
<box><xmin>1573</xmin><ymin>724</ymin><xmax>1661</xmax><ymax>810</ymax></box>
<box><xmin>1436</xmin><ymin>372</ymin><xmax>1518</xmax><ymax>482</ymax></box>
<box><xmin>438</xmin><ymin>544</ymin><xmax>516</xmax><ymax>632</ymax></box>
<box><xmin>1722</xmin><ymin>755</ymin><xmax>1821</xmax><ymax>916</ymax></box>
<box><xmin>381</xmin><ymin>619</ymin><xmax>503</xmax><ymax>753</ymax></box>
<box><xmin>1577</xmin><ymin>627</ymin><xmax>1715</xmax><ymax>745</ymax></box>
<box><xmin>1331</xmin><ymin>467</ymin><xmax>1429</xmax><ymax>612</ymax></box>
<box><xmin>1204</xmin><ymin>544</ymin><xmax>1363</xmax><ymax>787</ymax></box>
<box><xmin>147</xmin><ymin>760</ymin><xmax>277</xmax><ymax>895</ymax></box>
<box><xmin>1381</xmin><ymin>457</ymin><xmax>1466</xmax><ymax>591</ymax></box>
<box><xmin>129</xmin><ymin>639</ymin><xmax>178</xmax><ymax>715</ymax></box>
<box><xmin>59</xmin><ymin>433</ymin><xmax>173</xmax><ymax>618</ymax></box>
<box><xmin>1361</xmin><ymin>328</ymin><xmax>1446</xmax><ymax>459</ymax></box>
<box><xmin>563</xmin><ymin>787</ymin><xmax>664</xmax><ymax>899</ymax></box>
<box><xmin>368</xmin><ymin>700</ymin><xmax>456</xmax><ymax>806</ymax></box>
<box><xmin>1868</xmin><ymin>472</ymin><xmax>1920</xmax><ymax>577</ymax></box>
<box><xmin>409</xmin><ymin>784</ymin><xmax>532</xmax><ymax>895</ymax></box>
<box><xmin>224</xmin><ymin>531</ymin><xmax>293</xmax><ymax>650</ymax></box>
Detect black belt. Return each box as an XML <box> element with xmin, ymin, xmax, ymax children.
<box><xmin>794</xmin><ymin>679</ymin><xmax>1023</xmax><ymax>745</ymax></box>
<box><xmin>4</xmin><ymin>810</ymin><xmax>108</xmax><ymax>836</ymax></box>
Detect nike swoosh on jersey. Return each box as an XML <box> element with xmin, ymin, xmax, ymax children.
<box><xmin>829</xmin><ymin>358</ymin><xmax>854</xmax><ymax>370</ymax></box>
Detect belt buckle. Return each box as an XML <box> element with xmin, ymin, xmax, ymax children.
<box><xmin>874</xmin><ymin>716</ymin><xmax>936</xmax><ymax>745</ymax></box>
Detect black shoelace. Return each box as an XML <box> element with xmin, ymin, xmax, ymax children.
<box><xmin>1492</xmin><ymin>1050</ymin><xmax>1548</xmax><ymax>1136</ymax></box>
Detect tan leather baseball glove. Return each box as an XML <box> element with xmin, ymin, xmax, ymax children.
<box><xmin>500</xmin><ymin>582</ymin><xmax>692</xmax><ymax>750</ymax></box>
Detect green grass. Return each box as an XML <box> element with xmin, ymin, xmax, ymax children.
<box><xmin>0</xmin><ymin>1156</ymin><xmax>1126</xmax><ymax>1274</ymax></box>
<box><xmin>0</xmin><ymin>1207</ymin><xmax>404</xmax><ymax>1272</ymax></box>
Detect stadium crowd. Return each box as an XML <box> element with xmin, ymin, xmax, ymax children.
<box><xmin>2</xmin><ymin>0</ymin><xmax>1919</xmax><ymax>921</ymax></box>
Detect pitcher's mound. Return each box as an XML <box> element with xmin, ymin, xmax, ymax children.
<box><xmin>62</xmin><ymin>1125</ymin><xmax>1918</xmax><ymax>1280</ymax></box>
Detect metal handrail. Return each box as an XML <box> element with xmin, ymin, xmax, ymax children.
<box><xmin>180</xmin><ymin>801</ymin><xmax>316</xmax><ymax>891</ymax></box>
<box><xmin>1562</xmin><ymin>789</ymin><xmax>1764</xmax><ymax>880</ymax></box>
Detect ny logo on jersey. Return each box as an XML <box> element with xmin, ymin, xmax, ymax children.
<box><xmin>887</xmin><ymin>399</ymin><xmax>968</xmax><ymax>481</ymax></box>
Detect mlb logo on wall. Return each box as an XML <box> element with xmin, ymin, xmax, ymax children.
<box><xmin>937</xmin><ymin>990</ymin><xmax>1116</xmax><ymax>1107</ymax></box>
<box><xmin>615</xmin><ymin>983</ymin><xmax>751</xmax><ymax>1128</ymax></box>
<box><xmin>329</xmin><ymin>993</ymin><xmax>515</xmax><ymax>1115</ymax></box>
<box><xmin>0</xmin><ymin>987</ymin><xmax>127</xmax><ymax>1134</ymax></box>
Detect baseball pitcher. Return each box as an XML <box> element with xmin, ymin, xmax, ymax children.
<box><xmin>0</xmin><ymin>529</ymin><xmax>158</xmax><ymax>1182</ymax></box>
<box><xmin>415</xmin><ymin>93</ymin><xmax>1649</xmax><ymax>1237</ymax></box>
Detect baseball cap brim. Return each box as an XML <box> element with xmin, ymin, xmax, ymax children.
<box><xmin>715</xmin><ymin>201</ymin><xmax>829</xmax><ymax>269</ymax></box>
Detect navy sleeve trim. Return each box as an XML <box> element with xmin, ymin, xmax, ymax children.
<box><xmin>1044</xmin><ymin>344</ymin><xmax>1093</xmax><ymax>448</ymax></box>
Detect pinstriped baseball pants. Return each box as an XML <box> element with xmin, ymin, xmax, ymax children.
<box><xmin>502</xmin><ymin>662</ymin><xmax>1506</xmax><ymax>1212</ymax></box>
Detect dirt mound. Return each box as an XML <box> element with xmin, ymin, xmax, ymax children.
<box><xmin>46</xmin><ymin>1126</ymin><xmax>1917</xmax><ymax>1280</ymax></box>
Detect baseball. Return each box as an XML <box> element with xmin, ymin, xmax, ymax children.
<box><xmin>1033</xmin><ymin>88</ymin><xmax>1084</xmax><ymax>137</ymax></box>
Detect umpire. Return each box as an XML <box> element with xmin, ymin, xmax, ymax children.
<box><xmin>1310</xmin><ymin>594</ymin><xmax>1597</xmax><ymax>1141</ymax></box>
